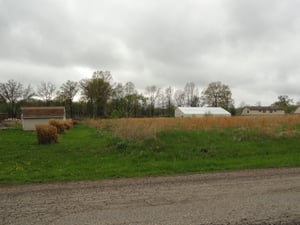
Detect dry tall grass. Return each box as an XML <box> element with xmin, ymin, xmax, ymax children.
<box><xmin>87</xmin><ymin>115</ymin><xmax>300</xmax><ymax>140</ymax></box>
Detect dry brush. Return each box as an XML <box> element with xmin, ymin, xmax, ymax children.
<box><xmin>87</xmin><ymin>115</ymin><xmax>300</xmax><ymax>140</ymax></box>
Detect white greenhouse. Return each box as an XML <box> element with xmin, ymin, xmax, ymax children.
<box><xmin>174</xmin><ymin>107</ymin><xmax>231</xmax><ymax>118</ymax></box>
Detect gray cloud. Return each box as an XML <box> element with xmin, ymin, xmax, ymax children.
<box><xmin>1</xmin><ymin>0</ymin><xmax>300</xmax><ymax>106</ymax></box>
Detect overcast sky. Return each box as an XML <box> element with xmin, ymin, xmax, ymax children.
<box><xmin>1</xmin><ymin>0</ymin><xmax>300</xmax><ymax>106</ymax></box>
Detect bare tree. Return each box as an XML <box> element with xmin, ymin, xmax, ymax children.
<box><xmin>57</xmin><ymin>80</ymin><xmax>79</xmax><ymax>117</ymax></box>
<box><xmin>174</xmin><ymin>89</ymin><xmax>185</xmax><ymax>107</ymax></box>
<box><xmin>37</xmin><ymin>81</ymin><xmax>56</xmax><ymax>105</ymax></box>
<box><xmin>124</xmin><ymin>82</ymin><xmax>135</xmax><ymax>96</ymax></box>
<box><xmin>93</xmin><ymin>70</ymin><xmax>112</xmax><ymax>83</ymax></box>
<box><xmin>124</xmin><ymin>82</ymin><xmax>138</xmax><ymax>117</ymax></box>
<box><xmin>112</xmin><ymin>83</ymin><xmax>125</xmax><ymax>100</ymax></box>
<box><xmin>0</xmin><ymin>79</ymin><xmax>23</xmax><ymax>103</ymax></box>
<box><xmin>145</xmin><ymin>85</ymin><xmax>161</xmax><ymax>117</ymax></box>
<box><xmin>165</xmin><ymin>86</ymin><xmax>174</xmax><ymax>116</ymax></box>
<box><xmin>184</xmin><ymin>82</ymin><xmax>199</xmax><ymax>107</ymax></box>
<box><xmin>0</xmin><ymin>79</ymin><xmax>34</xmax><ymax>116</ymax></box>
<box><xmin>0</xmin><ymin>95</ymin><xmax>5</xmax><ymax>103</ymax></box>
<box><xmin>22</xmin><ymin>84</ymin><xmax>35</xmax><ymax>103</ymax></box>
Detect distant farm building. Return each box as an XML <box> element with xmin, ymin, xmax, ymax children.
<box><xmin>175</xmin><ymin>107</ymin><xmax>231</xmax><ymax>118</ymax></box>
<box><xmin>241</xmin><ymin>106</ymin><xmax>285</xmax><ymax>116</ymax></box>
<box><xmin>294</xmin><ymin>106</ymin><xmax>300</xmax><ymax>114</ymax></box>
<box><xmin>21</xmin><ymin>107</ymin><xmax>66</xmax><ymax>130</ymax></box>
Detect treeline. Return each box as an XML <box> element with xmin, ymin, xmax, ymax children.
<box><xmin>0</xmin><ymin>70</ymin><xmax>240</xmax><ymax>119</ymax></box>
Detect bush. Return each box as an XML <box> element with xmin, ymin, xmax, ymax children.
<box><xmin>49</xmin><ymin>119</ymin><xmax>65</xmax><ymax>133</ymax></box>
<box><xmin>35</xmin><ymin>124</ymin><xmax>58</xmax><ymax>144</ymax></box>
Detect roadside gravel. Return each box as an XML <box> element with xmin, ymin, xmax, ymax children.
<box><xmin>1</xmin><ymin>167</ymin><xmax>300</xmax><ymax>225</ymax></box>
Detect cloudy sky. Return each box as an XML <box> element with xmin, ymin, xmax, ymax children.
<box><xmin>1</xmin><ymin>0</ymin><xmax>300</xmax><ymax>106</ymax></box>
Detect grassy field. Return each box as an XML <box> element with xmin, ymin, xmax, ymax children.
<box><xmin>1</xmin><ymin>116</ymin><xmax>300</xmax><ymax>184</ymax></box>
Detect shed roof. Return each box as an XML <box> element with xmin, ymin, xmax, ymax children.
<box><xmin>21</xmin><ymin>107</ymin><xmax>65</xmax><ymax>118</ymax></box>
<box><xmin>244</xmin><ymin>106</ymin><xmax>283</xmax><ymax>111</ymax></box>
<box><xmin>177</xmin><ymin>107</ymin><xmax>231</xmax><ymax>115</ymax></box>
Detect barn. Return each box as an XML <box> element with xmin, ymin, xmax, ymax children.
<box><xmin>294</xmin><ymin>106</ymin><xmax>300</xmax><ymax>114</ymax></box>
<box><xmin>174</xmin><ymin>107</ymin><xmax>231</xmax><ymax>118</ymax></box>
<box><xmin>21</xmin><ymin>107</ymin><xmax>66</xmax><ymax>131</ymax></box>
<box><xmin>241</xmin><ymin>106</ymin><xmax>285</xmax><ymax>116</ymax></box>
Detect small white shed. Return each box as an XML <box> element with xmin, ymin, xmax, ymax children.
<box><xmin>21</xmin><ymin>107</ymin><xmax>66</xmax><ymax>130</ymax></box>
<box><xmin>175</xmin><ymin>107</ymin><xmax>231</xmax><ymax>118</ymax></box>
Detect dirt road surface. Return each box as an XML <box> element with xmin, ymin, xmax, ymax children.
<box><xmin>1</xmin><ymin>168</ymin><xmax>300</xmax><ymax>225</ymax></box>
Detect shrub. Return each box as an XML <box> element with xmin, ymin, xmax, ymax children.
<box><xmin>49</xmin><ymin>119</ymin><xmax>65</xmax><ymax>133</ymax></box>
<box><xmin>35</xmin><ymin>124</ymin><xmax>58</xmax><ymax>144</ymax></box>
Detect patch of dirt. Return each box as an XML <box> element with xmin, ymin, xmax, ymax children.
<box><xmin>1</xmin><ymin>168</ymin><xmax>300</xmax><ymax>225</ymax></box>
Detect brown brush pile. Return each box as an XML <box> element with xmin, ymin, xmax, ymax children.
<box><xmin>49</xmin><ymin>119</ymin><xmax>74</xmax><ymax>133</ymax></box>
<box><xmin>63</xmin><ymin>119</ymin><xmax>74</xmax><ymax>130</ymax></box>
<box><xmin>49</xmin><ymin>119</ymin><xmax>65</xmax><ymax>133</ymax></box>
<box><xmin>35</xmin><ymin>124</ymin><xmax>59</xmax><ymax>144</ymax></box>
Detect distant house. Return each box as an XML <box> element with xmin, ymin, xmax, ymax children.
<box><xmin>241</xmin><ymin>106</ymin><xmax>285</xmax><ymax>116</ymax></box>
<box><xmin>175</xmin><ymin>107</ymin><xmax>231</xmax><ymax>118</ymax></box>
<box><xmin>21</xmin><ymin>107</ymin><xmax>66</xmax><ymax>130</ymax></box>
<box><xmin>294</xmin><ymin>106</ymin><xmax>300</xmax><ymax>114</ymax></box>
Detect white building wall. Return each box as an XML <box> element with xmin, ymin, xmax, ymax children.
<box><xmin>175</xmin><ymin>107</ymin><xmax>231</xmax><ymax>118</ymax></box>
<box><xmin>22</xmin><ymin>117</ymin><xmax>65</xmax><ymax>131</ymax></box>
<box><xmin>174</xmin><ymin>108</ymin><xmax>184</xmax><ymax>117</ymax></box>
<box><xmin>294</xmin><ymin>107</ymin><xmax>300</xmax><ymax>114</ymax></box>
<box><xmin>241</xmin><ymin>108</ymin><xmax>285</xmax><ymax>116</ymax></box>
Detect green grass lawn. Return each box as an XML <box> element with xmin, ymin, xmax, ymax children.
<box><xmin>0</xmin><ymin>123</ymin><xmax>300</xmax><ymax>184</ymax></box>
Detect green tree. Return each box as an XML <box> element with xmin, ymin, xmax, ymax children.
<box><xmin>272</xmin><ymin>95</ymin><xmax>295</xmax><ymax>113</ymax></box>
<box><xmin>80</xmin><ymin>71</ymin><xmax>113</xmax><ymax>118</ymax></box>
<box><xmin>110</xmin><ymin>82</ymin><xmax>145</xmax><ymax>118</ymax></box>
<box><xmin>201</xmin><ymin>81</ymin><xmax>234</xmax><ymax>110</ymax></box>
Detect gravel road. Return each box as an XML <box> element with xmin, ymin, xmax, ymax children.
<box><xmin>1</xmin><ymin>168</ymin><xmax>300</xmax><ymax>225</ymax></box>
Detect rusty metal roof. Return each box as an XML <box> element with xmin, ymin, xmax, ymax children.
<box><xmin>21</xmin><ymin>107</ymin><xmax>65</xmax><ymax>118</ymax></box>
<box><xmin>244</xmin><ymin>106</ymin><xmax>283</xmax><ymax>111</ymax></box>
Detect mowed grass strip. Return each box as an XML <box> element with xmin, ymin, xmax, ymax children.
<box><xmin>0</xmin><ymin>120</ymin><xmax>300</xmax><ymax>184</ymax></box>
